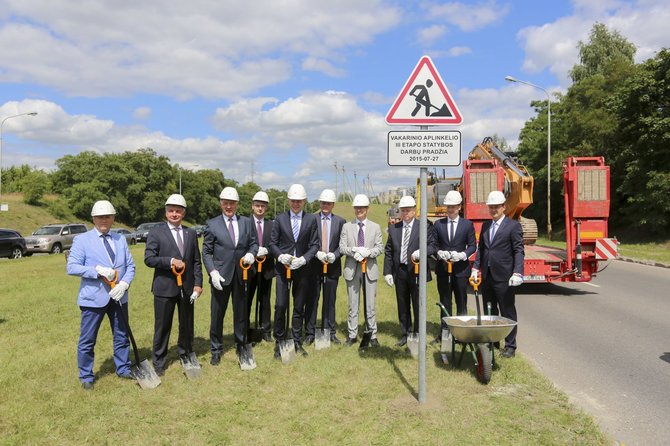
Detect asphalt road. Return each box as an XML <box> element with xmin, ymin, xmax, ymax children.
<box><xmin>509</xmin><ymin>260</ymin><xmax>670</xmax><ymax>446</ymax></box>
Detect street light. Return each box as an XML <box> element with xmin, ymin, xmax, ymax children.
<box><xmin>1</xmin><ymin>112</ymin><xmax>38</xmax><ymax>207</ymax></box>
<box><xmin>505</xmin><ymin>75</ymin><xmax>553</xmax><ymax>240</ymax></box>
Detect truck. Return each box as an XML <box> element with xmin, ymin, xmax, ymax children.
<box><xmin>418</xmin><ymin>137</ymin><xmax>618</xmax><ymax>283</ymax></box>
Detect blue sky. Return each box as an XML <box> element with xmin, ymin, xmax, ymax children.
<box><xmin>1</xmin><ymin>0</ymin><xmax>668</xmax><ymax>200</ymax></box>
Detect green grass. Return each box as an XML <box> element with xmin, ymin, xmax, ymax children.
<box><xmin>536</xmin><ymin>236</ymin><xmax>670</xmax><ymax>265</ymax></box>
<box><xmin>0</xmin><ymin>202</ymin><xmax>608</xmax><ymax>445</ymax></box>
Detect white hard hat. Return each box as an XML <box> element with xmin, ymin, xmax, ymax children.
<box><xmin>287</xmin><ymin>184</ymin><xmax>307</xmax><ymax>200</ymax></box>
<box><xmin>252</xmin><ymin>191</ymin><xmax>269</xmax><ymax>203</ymax></box>
<box><xmin>398</xmin><ymin>196</ymin><xmax>416</xmax><ymax>208</ymax></box>
<box><xmin>219</xmin><ymin>187</ymin><xmax>239</xmax><ymax>201</ymax></box>
<box><xmin>352</xmin><ymin>194</ymin><xmax>370</xmax><ymax>207</ymax></box>
<box><xmin>319</xmin><ymin>189</ymin><xmax>336</xmax><ymax>203</ymax></box>
<box><xmin>165</xmin><ymin>193</ymin><xmax>187</xmax><ymax>208</ymax></box>
<box><xmin>486</xmin><ymin>190</ymin><xmax>506</xmax><ymax>205</ymax></box>
<box><xmin>443</xmin><ymin>190</ymin><xmax>462</xmax><ymax>205</ymax></box>
<box><xmin>91</xmin><ymin>200</ymin><xmax>116</xmax><ymax>217</ymax></box>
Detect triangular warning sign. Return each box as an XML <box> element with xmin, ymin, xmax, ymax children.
<box><xmin>385</xmin><ymin>56</ymin><xmax>463</xmax><ymax>125</ymax></box>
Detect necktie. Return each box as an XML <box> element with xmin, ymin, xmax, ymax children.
<box><xmin>256</xmin><ymin>220</ymin><xmax>263</xmax><ymax>247</ymax></box>
<box><xmin>322</xmin><ymin>218</ymin><xmax>329</xmax><ymax>252</ymax></box>
<box><xmin>400</xmin><ymin>225</ymin><xmax>410</xmax><ymax>264</ymax></box>
<box><xmin>228</xmin><ymin>218</ymin><xmax>236</xmax><ymax>246</ymax></box>
<box><xmin>357</xmin><ymin>222</ymin><xmax>365</xmax><ymax>247</ymax></box>
<box><xmin>173</xmin><ymin>227</ymin><xmax>184</xmax><ymax>257</ymax></box>
<box><xmin>101</xmin><ymin>234</ymin><xmax>115</xmax><ymax>263</ymax></box>
<box><xmin>490</xmin><ymin>222</ymin><xmax>497</xmax><ymax>243</ymax></box>
<box><xmin>292</xmin><ymin>215</ymin><xmax>300</xmax><ymax>242</ymax></box>
<box><xmin>449</xmin><ymin>219</ymin><xmax>455</xmax><ymax>242</ymax></box>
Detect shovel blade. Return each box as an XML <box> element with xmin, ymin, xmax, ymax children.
<box><xmin>407</xmin><ymin>333</ymin><xmax>419</xmax><ymax>358</ymax></box>
<box><xmin>248</xmin><ymin>328</ymin><xmax>263</xmax><ymax>344</ymax></box>
<box><xmin>314</xmin><ymin>329</ymin><xmax>331</xmax><ymax>350</ymax></box>
<box><xmin>440</xmin><ymin>328</ymin><xmax>452</xmax><ymax>353</ymax></box>
<box><xmin>181</xmin><ymin>354</ymin><xmax>202</xmax><ymax>380</ymax></box>
<box><xmin>134</xmin><ymin>360</ymin><xmax>161</xmax><ymax>389</ymax></box>
<box><xmin>279</xmin><ymin>340</ymin><xmax>296</xmax><ymax>365</ymax></box>
<box><xmin>239</xmin><ymin>344</ymin><xmax>257</xmax><ymax>371</ymax></box>
<box><xmin>359</xmin><ymin>331</ymin><xmax>372</xmax><ymax>350</ymax></box>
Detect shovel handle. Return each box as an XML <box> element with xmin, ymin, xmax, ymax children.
<box><xmin>239</xmin><ymin>257</ymin><xmax>251</xmax><ymax>281</ymax></box>
<box><xmin>322</xmin><ymin>262</ymin><xmax>328</xmax><ymax>274</ymax></box>
<box><xmin>102</xmin><ymin>270</ymin><xmax>119</xmax><ymax>289</ymax></box>
<box><xmin>256</xmin><ymin>255</ymin><xmax>266</xmax><ymax>273</ymax></box>
<box><xmin>171</xmin><ymin>264</ymin><xmax>185</xmax><ymax>287</ymax></box>
<box><xmin>469</xmin><ymin>275</ymin><xmax>481</xmax><ymax>291</ymax></box>
<box><xmin>447</xmin><ymin>260</ymin><xmax>453</xmax><ymax>274</ymax></box>
<box><xmin>285</xmin><ymin>264</ymin><xmax>291</xmax><ymax>280</ymax></box>
<box><xmin>411</xmin><ymin>257</ymin><xmax>419</xmax><ymax>275</ymax></box>
<box><xmin>361</xmin><ymin>258</ymin><xmax>367</xmax><ymax>274</ymax></box>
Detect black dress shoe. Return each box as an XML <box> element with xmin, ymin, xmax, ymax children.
<box><xmin>274</xmin><ymin>344</ymin><xmax>281</xmax><ymax>359</ymax></box>
<box><xmin>81</xmin><ymin>381</ymin><xmax>94</xmax><ymax>390</ymax></box>
<box><xmin>263</xmin><ymin>333</ymin><xmax>273</xmax><ymax>342</ymax></box>
<box><xmin>210</xmin><ymin>353</ymin><xmax>221</xmax><ymax>366</ymax></box>
<box><xmin>304</xmin><ymin>336</ymin><xmax>314</xmax><ymax>346</ymax></box>
<box><xmin>370</xmin><ymin>338</ymin><xmax>380</xmax><ymax>348</ymax></box>
<box><xmin>155</xmin><ymin>368</ymin><xmax>165</xmax><ymax>377</ymax></box>
<box><xmin>501</xmin><ymin>347</ymin><xmax>516</xmax><ymax>358</ymax></box>
<box><xmin>235</xmin><ymin>344</ymin><xmax>244</xmax><ymax>358</ymax></box>
<box><xmin>118</xmin><ymin>371</ymin><xmax>135</xmax><ymax>380</ymax></box>
<box><xmin>395</xmin><ymin>337</ymin><xmax>407</xmax><ymax>347</ymax></box>
<box><xmin>330</xmin><ymin>335</ymin><xmax>342</xmax><ymax>345</ymax></box>
<box><xmin>295</xmin><ymin>343</ymin><xmax>308</xmax><ymax>357</ymax></box>
<box><xmin>179</xmin><ymin>354</ymin><xmax>190</xmax><ymax>365</ymax></box>
<box><xmin>345</xmin><ymin>337</ymin><xmax>357</xmax><ymax>346</ymax></box>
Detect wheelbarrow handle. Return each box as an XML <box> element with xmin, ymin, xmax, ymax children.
<box><xmin>435</xmin><ymin>301</ymin><xmax>451</xmax><ymax>317</ymax></box>
<box><xmin>102</xmin><ymin>270</ymin><xmax>119</xmax><ymax>289</ymax></box>
<box><xmin>171</xmin><ymin>264</ymin><xmax>185</xmax><ymax>287</ymax></box>
<box><xmin>239</xmin><ymin>257</ymin><xmax>251</xmax><ymax>281</ymax></box>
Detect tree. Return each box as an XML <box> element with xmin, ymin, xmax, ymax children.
<box><xmin>569</xmin><ymin>22</ymin><xmax>636</xmax><ymax>83</ymax></box>
<box><xmin>21</xmin><ymin>170</ymin><xmax>49</xmax><ymax>205</ymax></box>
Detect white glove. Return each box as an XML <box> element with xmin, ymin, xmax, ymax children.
<box><xmin>290</xmin><ymin>256</ymin><xmax>306</xmax><ymax>270</ymax></box>
<box><xmin>454</xmin><ymin>252</ymin><xmax>468</xmax><ymax>262</ymax></box>
<box><xmin>189</xmin><ymin>291</ymin><xmax>200</xmax><ymax>304</ymax></box>
<box><xmin>316</xmin><ymin>251</ymin><xmax>328</xmax><ymax>263</ymax></box>
<box><xmin>242</xmin><ymin>253</ymin><xmax>255</xmax><ymax>265</ymax></box>
<box><xmin>358</xmin><ymin>247</ymin><xmax>370</xmax><ymax>258</ymax></box>
<box><xmin>509</xmin><ymin>274</ymin><xmax>523</xmax><ymax>287</ymax></box>
<box><xmin>257</xmin><ymin>247</ymin><xmax>268</xmax><ymax>257</ymax></box>
<box><xmin>96</xmin><ymin>265</ymin><xmax>116</xmax><ymax>281</ymax></box>
<box><xmin>278</xmin><ymin>254</ymin><xmax>293</xmax><ymax>265</ymax></box>
<box><xmin>354</xmin><ymin>252</ymin><xmax>365</xmax><ymax>262</ymax></box>
<box><xmin>437</xmin><ymin>250</ymin><xmax>451</xmax><ymax>261</ymax></box>
<box><xmin>210</xmin><ymin>271</ymin><xmax>226</xmax><ymax>291</ymax></box>
<box><xmin>411</xmin><ymin>249</ymin><xmax>420</xmax><ymax>261</ymax></box>
<box><xmin>384</xmin><ymin>274</ymin><xmax>394</xmax><ymax>287</ymax></box>
<box><xmin>470</xmin><ymin>269</ymin><xmax>479</xmax><ymax>282</ymax></box>
<box><xmin>449</xmin><ymin>251</ymin><xmax>459</xmax><ymax>260</ymax></box>
<box><xmin>326</xmin><ymin>252</ymin><xmax>335</xmax><ymax>263</ymax></box>
<box><xmin>108</xmin><ymin>281</ymin><xmax>129</xmax><ymax>302</ymax></box>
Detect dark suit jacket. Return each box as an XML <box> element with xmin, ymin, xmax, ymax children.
<box><xmin>269</xmin><ymin>210</ymin><xmax>319</xmax><ymax>275</ymax></box>
<box><xmin>144</xmin><ymin>222</ymin><xmax>203</xmax><ymax>296</ymax></box>
<box><xmin>202</xmin><ymin>214</ymin><xmax>259</xmax><ymax>285</ymax></box>
<box><xmin>473</xmin><ymin>216</ymin><xmax>525</xmax><ymax>282</ymax></box>
<box><xmin>434</xmin><ymin>217</ymin><xmax>477</xmax><ymax>278</ymax></box>
<box><xmin>310</xmin><ymin>212</ymin><xmax>345</xmax><ymax>278</ymax></box>
<box><xmin>383</xmin><ymin>219</ymin><xmax>437</xmax><ymax>281</ymax></box>
<box><xmin>251</xmin><ymin>217</ymin><xmax>275</xmax><ymax>280</ymax></box>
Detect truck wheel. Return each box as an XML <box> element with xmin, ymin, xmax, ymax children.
<box><xmin>11</xmin><ymin>247</ymin><xmax>23</xmax><ymax>259</ymax></box>
<box><xmin>476</xmin><ymin>343</ymin><xmax>492</xmax><ymax>384</ymax></box>
<box><xmin>51</xmin><ymin>243</ymin><xmax>62</xmax><ymax>254</ymax></box>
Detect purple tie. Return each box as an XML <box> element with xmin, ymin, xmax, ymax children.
<box><xmin>101</xmin><ymin>234</ymin><xmax>115</xmax><ymax>263</ymax></box>
<box><xmin>228</xmin><ymin>218</ymin><xmax>236</xmax><ymax>245</ymax></box>
<box><xmin>357</xmin><ymin>222</ymin><xmax>364</xmax><ymax>247</ymax></box>
<box><xmin>256</xmin><ymin>220</ymin><xmax>263</xmax><ymax>247</ymax></box>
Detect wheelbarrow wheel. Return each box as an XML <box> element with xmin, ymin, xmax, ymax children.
<box><xmin>476</xmin><ymin>343</ymin><xmax>492</xmax><ymax>384</ymax></box>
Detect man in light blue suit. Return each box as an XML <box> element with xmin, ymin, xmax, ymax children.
<box><xmin>66</xmin><ymin>200</ymin><xmax>136</xmax><ymax>390</ymax></box>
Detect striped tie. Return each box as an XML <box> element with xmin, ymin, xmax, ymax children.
<box><xmin>400</xmin><ymin>225</ymin><xmax>410</xmax><ymax>264</ymax></box>
<box><xmin>292</xmin><ymin>215</ymin><xmax>300</xmax><ymax>241</ymax></box>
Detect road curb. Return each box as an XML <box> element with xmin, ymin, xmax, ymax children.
<box><xmin>617</xmin><ymin>257</ymin><xmax>670</xmax><ymax>269</ymax></box>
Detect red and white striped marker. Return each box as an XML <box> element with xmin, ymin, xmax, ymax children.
<box><xmin>595</xmin><ymin>238</ymin><xmax>618</xmax><ymax>260</ymax></box>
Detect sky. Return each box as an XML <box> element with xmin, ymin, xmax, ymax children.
<box><xmin>1</xmin><ymin>0</ymin><xmax>668</xmax><ymax>201</ymax></box>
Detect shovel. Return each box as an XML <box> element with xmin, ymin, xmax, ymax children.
<box><xmin>440</xmin><ymin>261</ymin><xmax>454</xmax><ymax>355</ymax></box>
<box><xmin>436</xmin><ymin>301</ymin><xmax>452</xmax><ymax>365</ymax></box>
<box><xmin>172</xmin><ymin>265</ymin><xmax>202</xmax><ymax>380</ymax></box>
<box><xmin>279</xmin><ymin>265</ymin><xmax>296</xmax><ymax>364</ymax></box>
<box><xmin>359</xmin><ymin>259</ymin><xmax>373</xmax><ymax>350</ymax></box>
<box><xmin>314</xmin><ymin>262</ymin><xmax>331</xmax><ymax>350</ymax></box>
<box><xmin>247</xmin><ymin>255</ymin><xmax>265</xmax><ymax>344</ymax></box>
<box><xmin>238</xmin><ymin>258</ymin><xmax>257</xmax><ymax>371</ymax></box>
<box><xmin>406</xmin><ymin>258</ymin><xmax>420</xmax><ymax>358</ymax></box>
<box><xmin>104</xmin><ymin>272</ymin><xmax>161</xmax><ymax>389</ymax></box>
<box><xmin>469</xmin><ymin>275</ymin><xmax>483</xmax><ymax>326</ymax></box>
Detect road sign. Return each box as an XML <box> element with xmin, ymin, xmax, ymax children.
<box><xmin>387</xmin><ymin>131</ymin><xmax>461</xmax><ymax>166</ymax></box>
<box><xmin>385</xmin><ymin>56</ymin><xmax>463</xmax><ymax>125</ymax></box>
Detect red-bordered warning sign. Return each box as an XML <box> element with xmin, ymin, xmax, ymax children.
<box><xmin>595</xmin><ymin>238</ymin><xmax>618</xmax><ymax>260</ymax></box>
<box><xmin>385</xmin><ymin>56</ymin><xmax>463</xmax><ymax>125</ymax></box>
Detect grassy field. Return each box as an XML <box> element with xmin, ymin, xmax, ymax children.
<box><xmin>536</xmin><ymin>236</ymin><xmax>670</xmax><ymax>265</ymax></box>
<box><xmin>0</xmin><ymin>202</ymin><xmax>608</xmax><ymax>445</ymax></box>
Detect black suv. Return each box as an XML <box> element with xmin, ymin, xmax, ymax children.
<box><xmin>0</xmin><ymin>229</ymin><xmax>27</xmax><ymax>259</ymax></box>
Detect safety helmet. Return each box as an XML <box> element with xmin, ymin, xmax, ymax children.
<box><xmin>352</xmin><ymin>194</ymin><xmax>370</xmax><ymax>207</ymax></box>
<box><xmin>486</xmin><ymin>190</ymin><xmax>506</xmax><ymax>205</ymax></box>
<box><xmin>443</xmin><ymin>190</ymin><xmax>462</xmax><ymax>205</ymax></box>
<box><xmin>287</xmin><ymin>184</ymin><xmax>307</xmax><ymax>200</ymax></box>
<box><xmin>91</xmin><ymin>200</ymin><xmax>116</xmax><ymax>217</ymax></box>
<box><xmin>398</xmin><ymin>196</ymin><xmax>416</xmax><ymax>208</ymax></box>
<box><xmin>318</xmin><ymin>189</ymin><xmax>336</xmax><ymax>203</ymax></box>
<box><xmin>252</xmin><ymin>191</ymin><xmax>269</xmax><ymax>203</ymax></box>
<box><xmin>219</xmin><ymin>187</ymin><xmax>239</xmax><ymax>201</ymax></box>
<box><xmin>165</xmin><ymin>194</ymin><xmax>187</xmax><ymax>208</ymax></box>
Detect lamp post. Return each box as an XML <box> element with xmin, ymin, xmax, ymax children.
<box><xmin>505</xmin><ymin>76</ymin><xmax>552</xmax><ymax>240</ymax></box>
<box><xmin>1</xmin><ymin>112</ymin><xmax>38</xmax><ymax>208</ymax></box>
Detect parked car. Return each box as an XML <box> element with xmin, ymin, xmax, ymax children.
<box><xmin>110</xmin><ymin>228</ymin><xmax>136</xmax><ymax>245</ymax></box>
<box><xmin>24</xmin><ymin>223</ymin><xmax>88</xmax><ymax>255</ymax></box>
<box><xmin>192</xmin><ymin>225</ymin><xmax>205</xmax><ymax>238</ymax></box>
<box><xmin>0</xmin><ymin>228</ymin><xmax>27</xmax><ymax>259</ymax></box>
<box><xmin>132</xmin><ymin>222</ymin><xmax>162</xmax><ymax>243</ymax></box>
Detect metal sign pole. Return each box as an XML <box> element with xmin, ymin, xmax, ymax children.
<box><xmin>418</xmin><ymin>126</ymin><xmax>428</xmax><ymax>404</ymax></box>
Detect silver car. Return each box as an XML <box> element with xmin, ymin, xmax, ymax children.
<box><xmin>25</xmin><ymin>223</ymin><xmax>88</xmax><ymax>255</ymax></box>
<box><xmin>110</xmin><ymin>228</ymin><xmax>137</xmax><ymax>245</ymax></box>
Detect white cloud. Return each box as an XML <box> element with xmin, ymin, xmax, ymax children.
<box><xmin>417</xmin><ymin>25</ymin><xmax>447</xmax><ymax>46</ymax></box>
<box><xmin>425</xmin><ymin>1</ymin><xmax>510</xmax><ymax>32</ymax></box>
<box><xmin>302</xmin><ymin>57</ymin><xmax>347</xmax><ymax>77</ymax></box>
<box><xmin>133</xmin><ymin>107</ymin><xmax>151</xmax><ymax>120</ymax></box>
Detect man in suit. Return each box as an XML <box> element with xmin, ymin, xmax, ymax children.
<box><xmin>471</xmin><ymin>190</ymin><xmax>525</xmax><ymax>358</ymax></box>
<box><xmin>305</xmin><ymin>189</ymin><xmax>345</xmax><ymax>345</ymax></box>
<box><xmin>66</xmin><ymin>200</ymin><xmax>136</xmax><ymax>390</ymax></box>
<box><xmin>144</xmin><ymin>194</ymin><xmax>203</xmax><ymax>376</ymax></box>
<box><xmin>339</xmin><ymin>194</ymin><xmax>384</xmax><ymax>346</ymax></box>
<box><xmin>202</xmin><ymin>187</ymin><xmax>258</xmax><ymax>365</ymax></box>
<box><xmin>383</xmin><ymin>195</ymin><xmax>437</xmax><ymax>347</ymax></box>
<box><xmin>434</xmin><ymin>190</ymin><xmax>477</xmax><ymax>339</ymax></box>
<box><xmin>269</xmin><ymin>183</ymin><xmax>319</xmax><ymax>358</ymax></box>
<box><xmin>247</xmin><ymin>191</ymin><xmax>275</xmax><ymax>342</ymax></box>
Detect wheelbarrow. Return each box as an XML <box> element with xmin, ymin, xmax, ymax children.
<box><xmin>436</xmin><ymin>276</ymin><xmax>517</xmax><ymax>384</ymax></box>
